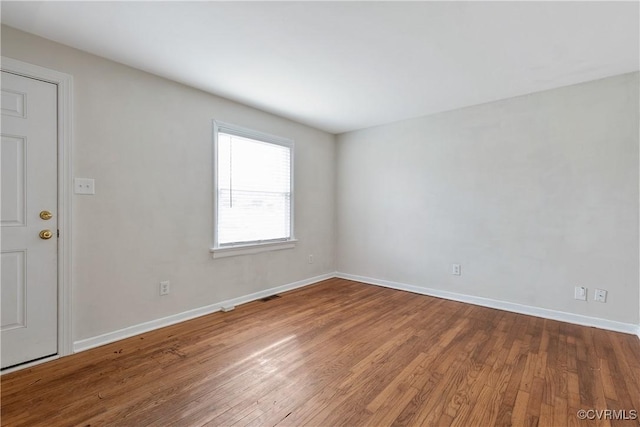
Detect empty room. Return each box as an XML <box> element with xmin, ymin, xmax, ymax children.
<box><xmin>1</xmin><ymin>1</ymin><xmax>639</xmax><ymax>426</ymax></box>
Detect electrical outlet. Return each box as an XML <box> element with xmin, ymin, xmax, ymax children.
<box><xmin>308</xmin><ymin>254</ymin><xmax>314</xmax><ymax>264</ymax></box>
<box><xmin>574</xmin><ymin>286</ymin><xmax>587</xmax><ymax>301</ymax></box>
<box><xmin>594</xmin><ymin>289</ymin><xmax>607</xmax><ymax>303</ymax></box>
<box><xmin>452</xmin><ymin>264</ymin><xmax>461</xmax><ymax>276</ymax></box>
<box><xmin>159</xmin><ymin>281</ymin><xmax>170</xmax><ymax>296</ymax></box>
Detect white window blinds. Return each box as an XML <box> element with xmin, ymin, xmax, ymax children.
<box><xmin>215</xmin><ymin>126</ymin><xmax>293</xmax><ymax>247</ymax></box>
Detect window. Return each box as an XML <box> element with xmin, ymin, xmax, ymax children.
<box><xmin>211</xmin><ymin>121</ymin><xmax>295</xmax><ymax>258</ymax></box>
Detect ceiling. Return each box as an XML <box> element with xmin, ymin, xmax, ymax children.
<box><xmin>2</xmin><ymin>1</ymin><xmax>638</xmax><ymax>134</ymax></box>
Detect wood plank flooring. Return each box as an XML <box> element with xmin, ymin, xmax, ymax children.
<box><xmin>2</xmin><ymin>278</ymin><xmax>639</xmax><ymax>426</ymax></box>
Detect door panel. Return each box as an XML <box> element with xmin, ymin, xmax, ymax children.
<box><xmin>1</xmin><ymin>71</ymin><xmax>58</xmax><ymax>369</ymax></box>
<box><xmin>1</xmin><ymin>135</ymin><xmax>27</xmax><ymax>226</ymax></box>
<box><xmin>0</xmin><ymin>250</ymin><xmax>26</xmax><ymax>330</ymax></box>
<box><xmin>1</xmin><ymin>88</ymin><xmax>26</xmax><ymax>118</ymax></box>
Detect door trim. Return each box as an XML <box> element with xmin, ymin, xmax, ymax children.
<box><xmin>1</xmin><ymin>57</ymin><xmax>74</xmax><ymax>361</ymax></box>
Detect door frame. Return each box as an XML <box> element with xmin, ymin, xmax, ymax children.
<box><xmin>1</xmin><ymin>57</ymin><xmax>73</xmax><ymax>367</ymax></box>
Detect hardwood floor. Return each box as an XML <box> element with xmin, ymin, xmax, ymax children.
<box><xmin>2</xmin><ymin>278</ymin><xmax>639</xmax><ymax>426</ymax></box>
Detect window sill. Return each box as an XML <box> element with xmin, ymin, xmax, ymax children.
<box><xmin>210</xmin><ymin>239</ymin><xmax>298</xmax><ymax>259</ymax></box>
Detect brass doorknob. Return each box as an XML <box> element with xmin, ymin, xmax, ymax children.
<box><xmin>40</xmin><ymin>210</ymin><xmax>53</xmax><ymax>220</ymax></box>
<box><xmin>39</xmin><ymin>230</ymin><xmax>53</xmax><ymax>240</ymax></box>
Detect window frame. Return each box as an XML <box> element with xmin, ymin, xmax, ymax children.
<box><xmin>211</xmin><ymin>120</ymin><xmax>296</xmax><ymax>258</ymax></box>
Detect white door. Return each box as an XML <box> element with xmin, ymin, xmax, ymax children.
<box><xmin>1</xmin><ymin>71</ymin><xmax>58</xmax><ymax>369</ymax></box>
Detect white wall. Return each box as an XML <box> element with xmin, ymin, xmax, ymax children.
<box><xmin>337</xmin><ymin>73</ymin><xmax>640</xmax><ymax>325</ymax></box>
<box><xmin>3</xmin><ymin>25</ymin><xmax>639</xmax><ymax>343</ymax></box>
<box><xmin>1</xmin><ymin>26</ymin><xmax>336</xmax><ymax>341</ymax></box>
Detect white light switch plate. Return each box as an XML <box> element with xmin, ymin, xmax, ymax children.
<box><xmin>74</xmin><ymin>178</ymin><xmax>95</xmax><ymax>195</ymax></box>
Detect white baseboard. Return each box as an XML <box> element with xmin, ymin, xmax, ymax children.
<box><xmin>336</xmin><ymin>272</ymin><xmax>640</xmax><ymax>336</ymax></box>
<box><xmin>73</xmin><ymin>271</ymin><xmax>639</xmax><ymax>353</ymax></box>
<box><xmin>73</xmin><ymin>272</ymin><xmax>335</xmax><ymax>353</ymax></box>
